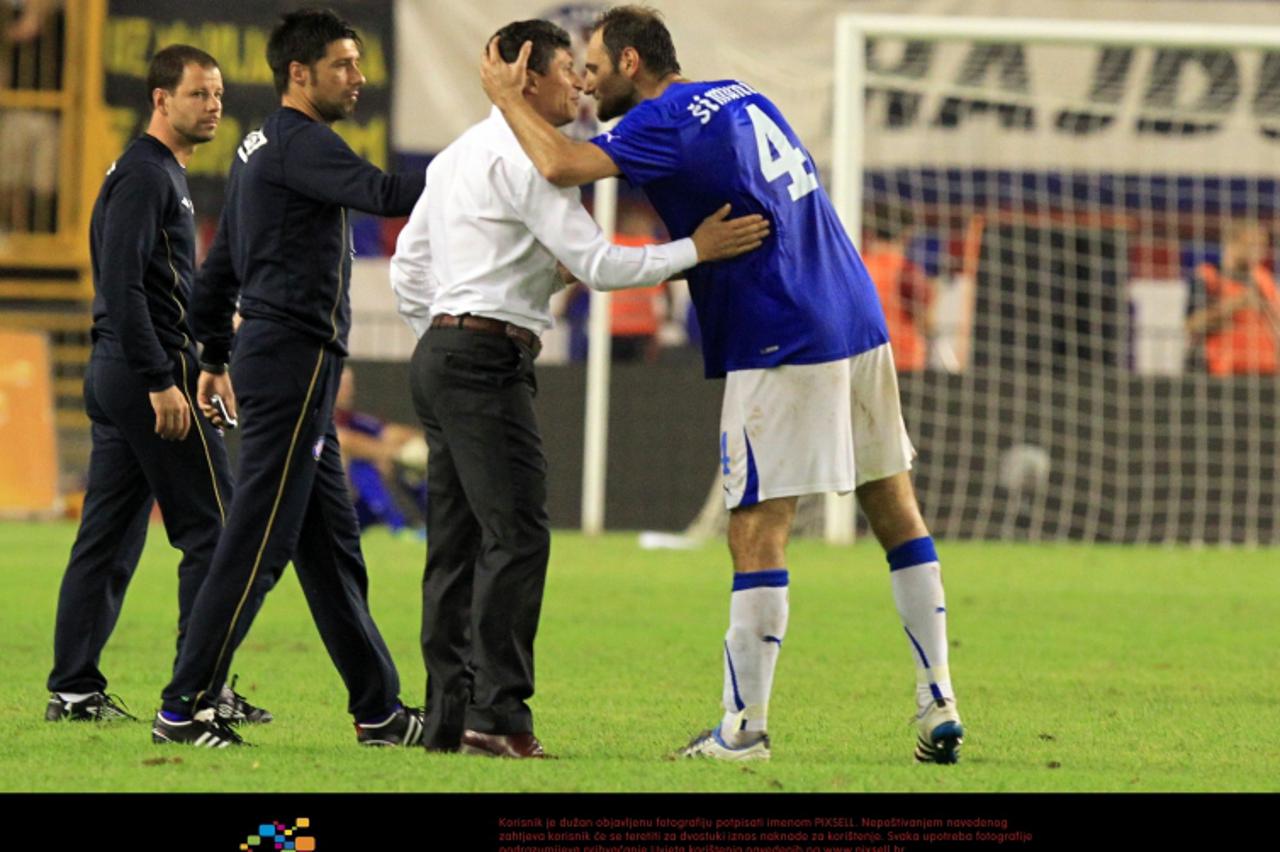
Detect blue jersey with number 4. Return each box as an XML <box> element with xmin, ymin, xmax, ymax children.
<box><xmin>591</xmin><ymin>80</ymin><xmax>888</xmax><ymax>378</ymax></box>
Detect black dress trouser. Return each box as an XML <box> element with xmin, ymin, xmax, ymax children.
<box><xmin>162</xmin><ymin>319</ymin><xmax>402</xmax><ymax>721</ymax></box>
<box><xmin>410</xmin><ymin>326</ymin><xmax>551</xmax><ymax>749</ymax></box>
<box><xmin>47</xmin><ymin>346</ymin><xmax>269</xmax><ymax>694</ymax></box>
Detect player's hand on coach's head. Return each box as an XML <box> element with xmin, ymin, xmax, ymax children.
<box><xmin>691</xmin><ymin>203</ymin><xmax>771</xmax><ymax>263</ymax></box>
<box><xmin>149</xmin><ymin>385</ymin><xmax>191</xmax><ymax>441</ymax></box>
<box><xmin>481</xmin><ymin>37</ymin><xmax>531</xmax><ymax>105</ymax></box>
<box><xmin>196</xmin><ymin>370</ymin><xmax>237</xmax><ymax>427</ymax></box>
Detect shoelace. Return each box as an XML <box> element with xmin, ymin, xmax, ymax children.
<box><xmin>227</xmin><ymin>674</ymin><xmax>249</xmax><ymax>708</ymax></box>
<box><xmin>98</xmin><ymin>693</ymin><xmax>136</xmax><ymax>719</ymax></box>
<box><xmin>196</xmin><ymin>710</ymin><xmax>246</xmax><ymax>744</ymax></box>
<box><xmin>216</xmin><ymin>720</ymin><xmax>246</xmax><ymax>744</ymax></box>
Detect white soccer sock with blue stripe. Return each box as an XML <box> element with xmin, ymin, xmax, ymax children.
<box><xmin>719</xmin><ymin>569</ymin><xmax>789</xmax><ymax>747</ymax></box>
<box><xmin>887</xmin><ymin>537</ymin><xmax>954</xmax><ymax>710</ymax></box>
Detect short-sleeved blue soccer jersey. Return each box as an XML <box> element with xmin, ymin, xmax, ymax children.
<box><xmin>591</xmin><ymin>81</ymin><xmax>888</xmax><ymax>378</ymax></box>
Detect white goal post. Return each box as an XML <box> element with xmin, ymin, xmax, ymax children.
<box><xmin>826</xmin><ymin>14</ymin><xmax>1280</xmax><ymax>545</ymax></box>
<box><xmin>592</xmin><ymin>15</ymin><xmax>1280</xmax><ymax>546</ymax></box>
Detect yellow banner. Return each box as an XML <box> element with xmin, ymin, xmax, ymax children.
<box><xmin>0</xmin><ymin>330</ymin><xmax>59</xmax><ymax>512</ymax></box>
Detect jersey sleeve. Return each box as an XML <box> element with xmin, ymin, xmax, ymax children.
<box><xmin>589</xmin><ymin>102</ymin><xmax>684</xmax><ymax>187</ymax></box>
<box><xmin>99</xmin><ymin>163</ymin><xmax>176</xmax><ymax>391</ymax></box>
<box><xmin>281</xmin><ymin>122</ymin><xmax>425</xmax><ymax>216</ymax></box>
<box><xmin>190</xmin><ymin>201</ymin><xmax>240</xmax><ymax>366</ymax></box>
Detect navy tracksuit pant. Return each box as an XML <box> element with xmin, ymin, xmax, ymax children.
<box><xmin>161</xmin><ymin>319</ymin><xmax>402</xmax><ymax>721</ymax></box>
<box><xmin>47</xmin><ymin>346</ymin><xmax>269</xmax><ymax>694</ymax></box>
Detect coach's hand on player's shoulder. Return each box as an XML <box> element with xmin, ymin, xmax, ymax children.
<box><xmin>150</xmin><ymin>385</ymin><xmax>191</xmax><ymax>441</ymax></box>
<box><xmin>197</xmin><ymin>370</ymin><xmax>237</xmax><ymax>429</ymax></box>
<box><xmin>691</xmin><ymin>203</ymin><xmax>771</xmax><ymax>263</ymax></box>
<box><xmin>481</xmin><ymin>36</ymin><xmax>529</xmax><ymax>105</ymax></box>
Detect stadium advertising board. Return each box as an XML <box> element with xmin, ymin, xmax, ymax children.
<box><xmin>862</xmin><ymin>40</ymin><xmax>1280</xmax><ymax>172</ymax></box>
<box><xmin>394</xmin><ymin>0</ymin><xmax>1280</xmax><ymax>174</ymax></box>
<box><xmin>102</xmin><ymin>0</ymin><xmax>394</xmax><ymax>214</ymax></box>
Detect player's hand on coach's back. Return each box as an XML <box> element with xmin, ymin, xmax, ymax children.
<box><xmin>149</xmin><ymin>385</ymin><xmax>191</xmax><ymax>441</ymax></box>
<box><xmin>691</xmin><ymin>204</ymin><xmax>771</xmax><ymax>263</ymax></box>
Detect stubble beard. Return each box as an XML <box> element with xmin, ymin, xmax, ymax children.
<box><xmin>316</xmin><ymin>97</ymin><xmax>352</xmax><ymax>123</ymax></box>
<box><xmin>177</xmin><ymin>123</ymin><xmax>216</xmax><ymax>146</ymax></box>
<box><xmin>595</xmin><ymin>81</ymin><xmax>640</xmax><ymax>122</ymax></box>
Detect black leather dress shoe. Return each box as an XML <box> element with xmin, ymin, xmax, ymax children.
<box><xmin>460</xmin><ymin>729</ymin><xmax>552</xmax><ymax>758</ymax></box>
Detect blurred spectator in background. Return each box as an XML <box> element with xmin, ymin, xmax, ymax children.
<box><xmin>862</xmin><ymin>203</ymin><xmax>935</xmax><ymax>372</ymax></box>
<box><xmin>609</xmin><ymin>205</ymin><xmax>671</xmax><ymax>362</ymax></box>
<box><xmin>334</xmin><ymin>366</ymin><xmax>428</xmax><ymax>532</ymax></box>
<box><xmin>560</xmin><ymin>203</ymin><xmax>672</xmax><ymax>362</ymax></box>
<box><xmin>4</xmin><ymin>0</ymin><xmax>54</xmax><ymax>41</ymax></box>
<box><xmin>560</xmin><ymin>277</ymin><xmax>590</xmax><ymax>361</ymax></box>
<box><xmin>1</xmin><ymin>0</ymin><xmax>61</xmax><ymax>234</ymax></box>
<box><xmin>1186</xmin><ymin>220</ymin><xmax>1280</xmax><ymax>376</ymax></box>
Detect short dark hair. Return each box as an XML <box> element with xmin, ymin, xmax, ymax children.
<box><xmin>267</xmin><ymin>8</ymin><xmax>362</xmax><ymax>95</ymax></box>
<box><xmin>146</xmin><ymin>44</ymin><xmax>219</xmax><ymax>108</ymax></box>
<box><xmin>592</xmin><ymin>5</ymin><xmax>680</xmax><ymax>78</ymax></box>
<box><xmin>491</xmin><ymin>19</ymin><xmax>571</xmax><ymax>76</ymax></box>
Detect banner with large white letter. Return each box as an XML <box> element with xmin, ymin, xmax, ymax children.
<box><xmin>394</xmin><ymin>0</ymin><xmax>1280</xmax><ymax>172</ymax></box>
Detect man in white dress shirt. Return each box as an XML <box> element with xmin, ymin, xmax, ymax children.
<box><xmin>389</xmin><ymin>19</ymin><xmax>768</xmax><ymax>757</ymax></box>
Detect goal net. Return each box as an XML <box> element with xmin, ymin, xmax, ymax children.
<box><xmin>691</xmin><ymin>17</ymin><xmax>1280</xmax><ymax>545</ymax></box>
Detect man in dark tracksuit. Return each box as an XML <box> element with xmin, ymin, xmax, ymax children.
<box><xmin>153</xmin><ymin>9</ymin><xmax>427</xmax><ymax>748</ymax></box>
<box><xmin>46</xmin><ymin>46</ymin><xmax>270</xmax><ymax>727</ymax></box>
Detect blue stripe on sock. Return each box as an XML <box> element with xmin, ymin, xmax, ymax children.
<box><xmin>904</xmin><ymin>626</ymin><xmax>932</xmax><ymax>669</ymax></box>
<box><xmin>732</xmin><ymin>568</ymin><xmax>789</xmax><ymax>591</ymax></box>
<box><xmin>740</xmin><ymin>430</ymin><xmax>760</xmax><ymax>507</ymax></box>
<box><xmin>160</xmin><ymin>710</ymin><xmax>189</xmax><ymax>723</ymax></box>
<box><xmin>724</xmin><ymin>641</ymin><xmax>746</xmax><ymax>711</ymax></box>
<box><xmin>763</xmin><ymin>635</ymin><xmax>783</xmax><ymax>646</ymax></box>
<box><xmin>887</xmin><ymin>536</ymin><xmax>939</xmax><ymax>571</ymax></box>
<box><xmin>905</xmin><ymin>627</ymin><xmax>944</xmax><ymax>700</ymax></box>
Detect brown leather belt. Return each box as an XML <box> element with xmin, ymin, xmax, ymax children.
<box><xmin>430</xmin><ymin>313</ymin><xmax>541</xmax><ymax>358</ymax></box>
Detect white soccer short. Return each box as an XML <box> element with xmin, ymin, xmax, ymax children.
<box><xmin>719</xmin><ymin>343</ymin><xmax>915</xmax><ymax>509</ymax></box>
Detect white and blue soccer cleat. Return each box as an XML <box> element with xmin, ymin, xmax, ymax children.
<box><xmin>914</xmin><ymin>697</ymin><xmax>963</xmax><ymax>764</ymax></box>
<box><xmin>679</xmin><ymin>724</ymin><xmax>771</xmax><ymax>761</ymax></box>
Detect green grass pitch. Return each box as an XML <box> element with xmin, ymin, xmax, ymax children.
<box><xmin>2</xmin><ymin>520</ymin><xmax>1277</xmax><ymax>793</ymax></box>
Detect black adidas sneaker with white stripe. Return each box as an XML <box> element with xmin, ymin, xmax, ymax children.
<box><xmin>355</xmin><ymin>705</ymin><xmax>425</xmax><ymax>747</ymax></box>
<box><xmin>216</xmin><ymin>675</ymin><xmax>273</xmax><ymax>725</ymax></box>
<box><xmin>45</xmin><ymin>692</ymin><xmax>137</xmax><ymax>722</ymax></box>
<box><xmin>152</xmin><ymin>708</ymin><xmax>247</xmax><ymax>748</ymax></box>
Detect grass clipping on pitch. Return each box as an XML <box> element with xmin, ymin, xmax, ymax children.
<box><xmin>2</xmin><ymin>522</ymin><xmax>1277</xmax><ymax>792</ymax></box>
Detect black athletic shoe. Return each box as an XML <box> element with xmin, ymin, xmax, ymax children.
<box><xmin>151</xmin><ymin>708</ymin><xmax>247</xmax><ymax>747</ymax></box>
<box><xmin>45</xmin><ymin>692</ymin><xmax>137</xmax><ymax>722</ymax></box>
<box><xmin>355</xmin><ymin>705</ymin><xmax>425</xmax><ymax>747</ymax></box>
<box><xmin>216</xmin><ymin>675</ymin><xmax>273</xmax><ymax>725</ymax></box>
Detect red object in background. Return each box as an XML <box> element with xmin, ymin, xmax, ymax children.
<box><xmin>1128</xmin><ymin>241</ymin><xmax>1179</xmax><ymax>279</ymax></box>
<box><xmin>610</xmin><ymin>233</ymin><xmax>665</xmax><ymax>337</ymax></box>
<box><xmin>1199</xmin><ymin>262</ymin><xmax>1280</xmax><ymax>376</ymax></box>
<box><xmin>382</xmin><ymin>216</ymin><xmax>409</xmax><ymax>256</ymax></box>
<box><xmin>863</xmin><ymin>248</ymin><xmax>932</xmax><ymax>371</ymax></box>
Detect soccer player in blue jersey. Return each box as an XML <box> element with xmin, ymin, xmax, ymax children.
<box><xmin>482</xmin><ymin>5</ymin><xmax>965</xmax><ymax>763</ymax></box>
